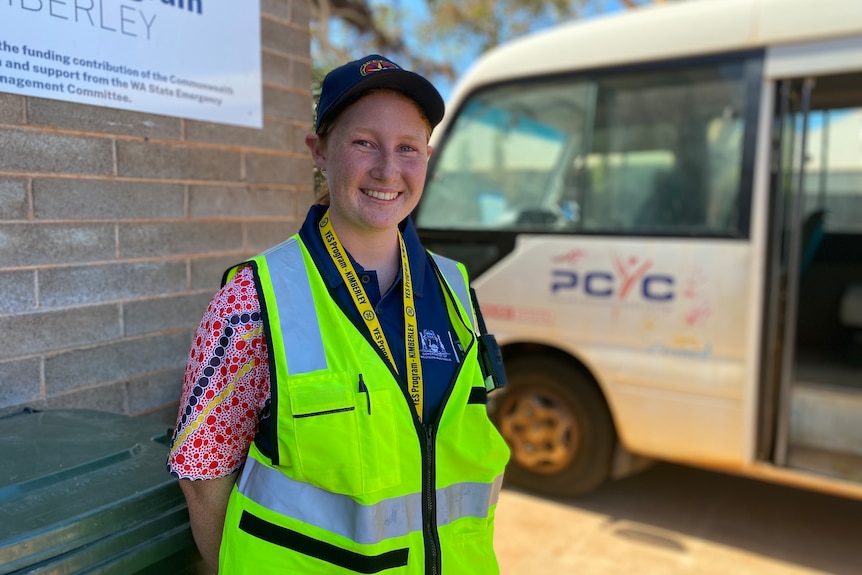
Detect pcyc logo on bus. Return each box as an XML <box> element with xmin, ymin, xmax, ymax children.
<box><xmin>550</xmin><ymin>251</ymin><xmax>675</xmax><ymax>302</ymax></box>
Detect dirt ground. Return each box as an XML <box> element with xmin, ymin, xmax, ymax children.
<box><xmin>494</xmin><ymin>462</ymin><xmax>862</xmax><ymax>575</ymax></box>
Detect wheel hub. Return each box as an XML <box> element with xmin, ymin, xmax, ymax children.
<box><xmin>498</xmin><ymin>390</ymin><xmax>579</xmax><ymax>474</ymax></box>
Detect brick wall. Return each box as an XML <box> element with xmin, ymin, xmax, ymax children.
<box><xmin>0</xmin><ymin>0</ymin><xmax>313</xmax><ymax>424</ymax></box>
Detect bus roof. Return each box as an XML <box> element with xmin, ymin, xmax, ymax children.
<box><xmin>446</xmin><ymin>0</ymin><xmax>862</xmax><ymax>105</ymax></box>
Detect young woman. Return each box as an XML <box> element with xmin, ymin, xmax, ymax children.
<box><xmin>168</xmin><ymin>54</ymin><xmax>509</xmax><ymax>574</ymax></box>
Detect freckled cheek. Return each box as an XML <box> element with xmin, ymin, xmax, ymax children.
<box><xmin>399</xmin><ymin>160</ymin><xmax>428</xmax><ymax>180</ymax></box>
<box><xmin>410</xmin><ymin>169</ymin><xmax>429</xmax><ymax>188</ymax></box>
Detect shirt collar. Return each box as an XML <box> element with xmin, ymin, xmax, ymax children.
<box><xmin>298</xmin><ymin>204</ymin><xmax>428</xmax><ymax>297</ymax></box>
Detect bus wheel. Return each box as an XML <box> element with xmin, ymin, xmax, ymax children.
<box><xmin>491</xmin><ymin>356</ymin><xmax>615</xmax><ymax>497</ymax></box>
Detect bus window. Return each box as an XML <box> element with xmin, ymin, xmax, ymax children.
<box><xmin>802</xmin><ymin>107</ymin><xmax>862</xmax><ymax>234</ymax></box>
<box><xmin>584</xmin><ymin>64</ymin><xmax>748</xmax><ymax>235</ymax></box>
<box><xmin>419</xmin><ymin>82</ymin><xmax>591</xmax><ymax>230</ymax></box>
<box><xmin>419</xmin><ymin>59</ymin><xmax>753</xmax><ymax>237</ymax></box>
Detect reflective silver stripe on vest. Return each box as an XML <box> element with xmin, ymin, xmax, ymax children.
<box><xmin>429</xmin><ymin>254</ymin><xmax>473</xmax><ymax>330</ymax></box>
<box><xmin>237</xmin><ymin>457</ymin><xmax>503</xmax><ymax>545</ymax></box>
<box><xmin>262</xmin><ymin>239</ymin><xmax>327</xmax><ymax>375</ymax></box>
<box><xmin>436</xmin><ymin>474</ymin><xmax>503</xmax><ymax>526</ymax></box>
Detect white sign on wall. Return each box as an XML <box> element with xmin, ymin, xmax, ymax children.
<box><xmin>0</xmin><ymin>0</ymin><xmax>262</xmax><ymax>128</ymax></box>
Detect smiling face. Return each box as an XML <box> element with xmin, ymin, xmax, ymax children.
<box><xmin>307</xmin><ymin>90</ymin><xmax>432</xmax><ymax>244</ymax></box>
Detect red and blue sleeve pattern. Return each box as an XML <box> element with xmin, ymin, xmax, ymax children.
<box><xmin>167</xmin><ymin>265</ymin><xmax>271</xmax><ymax>480</ymax></box>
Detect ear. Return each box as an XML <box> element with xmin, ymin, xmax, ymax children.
<box><xmin>427</xmin><ymin>144</ymin><xmax>434</xmax><ymax>158</ymax></box>
<box><xmin>305</xmin><ymin>132</ymin><xmax>327</xmax><ymax>171</ymax></box>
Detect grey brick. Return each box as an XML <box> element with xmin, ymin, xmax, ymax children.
<box><xmin>263</xmin><ymin>86</ymin><xmax>311</xmax><ymax>122</ymax></box>
<box><xmin>262</xmin><ymin>51</ymin><xmax>292</xmax><ymax>87</ymax></box>
<box><xmin>190</xmin><ymin>185</ymin><xmax>299</xmax><ymax>218</ymax></box>
<box><xmin>261</xmin><ymin>0</ymin><xmax>291</xmax><ymax>20</ymax></box>
<box><xmin>0</xmin><ymin>271</ymin><xmax>36</xmax><ymax>314</ymax></box>
<box><xmin>292</xmin><ymin>59</ymin><xmax>312</xmax><ymax>92</ymax></box>
<box><xmin>127</xmin><ymin>367</ymin><xmax>185</xmax><ymax>415</ymax></box>
<box><xmin>119</xmin><ymin>222</ymin><xmax>244</xmax><ymax>258</ymax></box>
<box><xmin>184</xmin><ymin>119</ymin><xmax>290</xmax><ymax>151</ymax></box>
<box><xmin>191</xmin><ymin>256</ymin><xmax>249</xmax><ymax>290</ymax></box>
<box><xmin>245</xmin><ymin>153</ymin><xmax>312</xmax><ymax>185</ymax></box>
<box><xmin>33</xmin><ymin>179</ymin><xmax>185</xmax><ymax>220</ymax></box>
<box><xmin>39</xmin><ymin>261</ymin><xmax>188</xmax><ymax>308</ymax></box>
<box><xmin>44</xmin><ymin>330</ymin><xmax>191</xmax><ymax>394</ymax></box>
<box><xmin>295</xmin><ymin>188</ymin><xmax>316</xmax><ymax>210</ymax></box>
<box><xmin>293</xmin><ymin>124</ymin><xmax>310</xmax><ymax>153</ymax></box>
<box><xmin>0</xmin><ymin>304</ymin><xmax>121</xmax><ymax>361</ymax></box>
<box><xmin>0</xmin><ymin>128</ymin><xmax>113</xmax><ymax>174</ymax></box>
<box><xmin>246</xmin><ymin>220</ymin><xmax>301</xmax><ymax>252</ymax></box>
<box><xmin>262</xmin><ymin>18</ymin><xmax>308</xmax><ymax>56</ymax></box>
<box><xmin>0</xmin><ymin>178</ymin><xmax>29</xmax><ymax>220</ymax></box>
<box><xmin>0</xmin><ymin>358</ymin><xmax>41</xmax><ymax>410</ymax></box>
<box><xmin>0</xmin><ymin>223</ymin><xmax>115</xmax><ymax>267</ymax></box>
<box><xmin>116</xmin><ymin>140</ymin><xmax>241</xmax><ymax>181</ymax></box>
<box><xmin>27</xmin><ymin>97</ymin><xmax>182</xmax><ymax>139</ymax></box>
<box><xmin>293</xmin><ymin>0</ymin><xmax>310</xmax><ymax>28</ymax></box>
<box><xmin>124</xmin><ymin>293</ymin><xmax>212</xmax><ymax>337</ymax></box>
<box><xmin>0</xmin><ymin>93</ymin><xmax>24</xmax><ymax>124</ymax></box>
<box><xmin>46</xmin><ymin>382</ymin><xmax>128</xmax><ymax>414</ymax></box>
<box><xmin>293</xmin><ymin>30</ymin><xmax>310</xmax><ymax>56</ymax></box>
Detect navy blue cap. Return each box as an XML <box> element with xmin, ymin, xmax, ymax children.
<box><xmin>315</xmin><ymin>54</ymin><xmax>445</xmax><ymax>133</ymax></box>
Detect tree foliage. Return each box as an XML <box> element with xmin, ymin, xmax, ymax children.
<box><xmin>309</xmin><ymin>0</ymin><xmax>665</xmax><ymax>90</ymax></box>
<box><xmin>310</xmin><ymin>0</ymin><xmax>455</xmax><ymax>82</ymax></box>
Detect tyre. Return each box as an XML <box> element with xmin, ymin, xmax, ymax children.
<box><xmin>489</xmin><ymin>355</ymin><xmax>615</xmax><ymax>497</ymax></box>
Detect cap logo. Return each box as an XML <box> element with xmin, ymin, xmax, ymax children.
<box><xmin>360</xmin><ymin>60</ymin><xmax>399</xmax><ymax>76</ymax></box>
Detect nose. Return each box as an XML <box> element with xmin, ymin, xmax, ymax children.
<box><xmin>371</xmin><ymin>149</ymin><xmax>398</xmax><ymax>181</ymax></box>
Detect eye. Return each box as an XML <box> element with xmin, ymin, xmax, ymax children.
<box><xmin>355</xmin><ymin>139</ymin><xmax>373</xmax><ymax>148</ymax></box>
<box><xmin>398</xmin><ymin>145</ymin><xmax>418</xmax><ymax>153</ymax></box>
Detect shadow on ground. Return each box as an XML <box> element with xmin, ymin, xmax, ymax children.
<box><xmin>508</xmin><ymin>462</ymin><xmax>862</xmax><ymax>575</ymax></box>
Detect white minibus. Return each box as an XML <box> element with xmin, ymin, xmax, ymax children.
<box><xmin>415</xmin><ymin>0</ymin><xmax>862</xmax><ymax>499</ymax></box>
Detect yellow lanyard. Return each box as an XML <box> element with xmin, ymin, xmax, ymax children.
<box><xmin>318</xmin><ymin>210</ymin><xmax>423</xmax><ymax>420</ymax></box>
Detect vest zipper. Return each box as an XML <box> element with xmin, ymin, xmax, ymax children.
<box><xmin>421</xmin><ymin>344</ymin><xmax>471</xmax><ymax>575</ymax></box>
<box><xmin>412</xmin><ymin>266</ymin><xmax>476</xmax><ymax>574</ymax></box>
<box><xmin>423</xmin><ymin>422</ymin><xmax>441</xmax><ymax>575</ymax></box>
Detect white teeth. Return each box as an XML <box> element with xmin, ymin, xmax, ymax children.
<box><xmin>363</xmin><ymin>189</ymin><xmax>398</xmax><ymax>200</ymax></box>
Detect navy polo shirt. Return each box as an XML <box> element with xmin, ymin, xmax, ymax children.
<box><xmin>298</xmin><ymin>204</ymin><xmax>465</xmax><ymax>422</ymax></box>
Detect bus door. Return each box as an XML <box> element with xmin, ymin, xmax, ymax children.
<box><xmin>765</xmin><ymin>42</ymin><xmax>862</xmax><ymax>483</ymax></box>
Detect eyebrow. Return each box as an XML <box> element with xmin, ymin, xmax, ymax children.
<box><xmin>349</xmin><ymin>127</ymin><xmax>427</xmax><ymax>144</ymax></box>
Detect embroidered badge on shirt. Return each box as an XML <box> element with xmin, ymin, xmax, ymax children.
<box><xmin>420</xmin><ymin>329</ymin><xmax>452</xmax><ymax>361</ymax></box>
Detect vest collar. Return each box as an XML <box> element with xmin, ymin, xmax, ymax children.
<box><xmin>298</xmin><ymin>204</ymin><xmax>427</xmax><ymax>298</ymax></box>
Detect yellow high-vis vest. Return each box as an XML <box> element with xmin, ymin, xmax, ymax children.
<box><xmin>219</xmin><ymin>236</ymin><xmax>510</xmax><ymax>574</ymax></box>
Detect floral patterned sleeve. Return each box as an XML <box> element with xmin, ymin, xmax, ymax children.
<box><xmin>167</xmin><ymin>265</ymin><xmax>270</xmax><ymax>480</ymax></box>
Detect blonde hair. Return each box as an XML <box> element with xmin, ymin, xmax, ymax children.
<box><xmin>315</xmin><ymin>175</ymin><xmax>331</xmax><ymax>205</ymax></box>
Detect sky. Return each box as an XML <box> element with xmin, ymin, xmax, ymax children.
<box><xmin>321</xmin><ymin>0</ymin><xmax>628</xmax><ymax>102</ymax></box>
<box><xmin>396</xmin><ymin>0</ymin><xmax>627</xmax><ymax>100</ymax></box>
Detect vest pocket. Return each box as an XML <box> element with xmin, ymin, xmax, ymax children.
<box><xmin>287</xmin><ymin>371</ymin><xmax>401</xmax><ymax>496</ymax></box>
<box><xmin>355</xmin><ymin>387</ymin><xmax>402</xmax><ymax>493</ymax></box>
<box><xmin>289</xmin><ymin>372</ymin><xmax>362</xmax><ymax>495</ymax></box>
<box><xmin>448</xmin><ymin>527</ymin><xmax>498</xmax><ymax>575</ymax></box>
